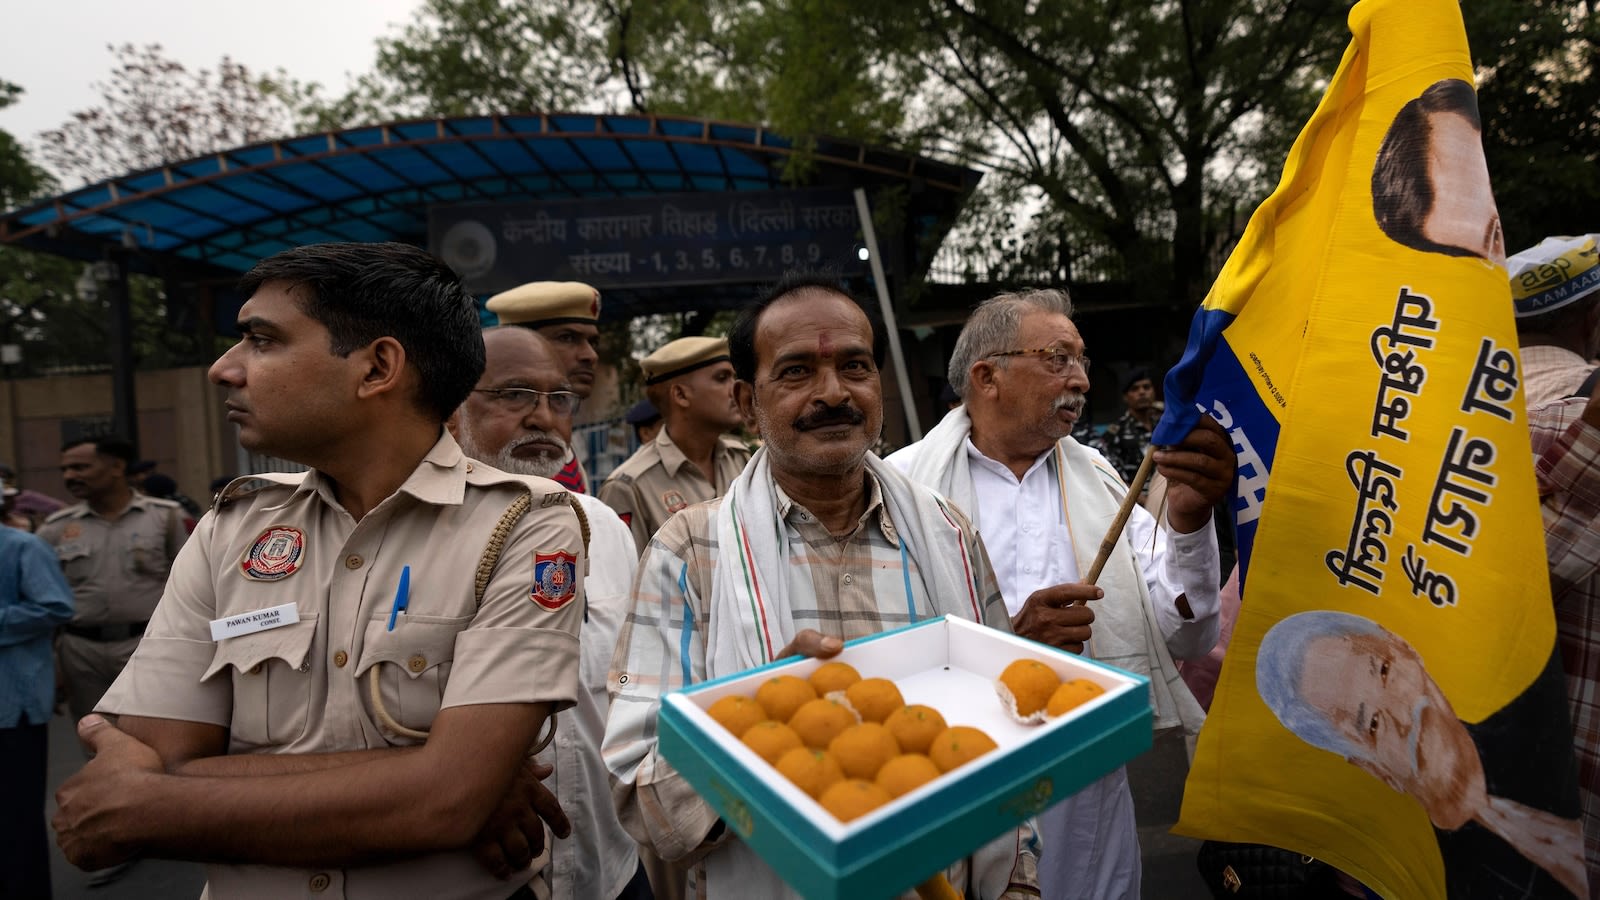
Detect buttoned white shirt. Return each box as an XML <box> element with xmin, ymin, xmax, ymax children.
<box><xmin>963</xmin><ymin>439</ymin><xmax>1218</xmax><ymax>655</ymax></box>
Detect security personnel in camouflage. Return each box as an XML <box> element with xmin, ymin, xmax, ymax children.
<box><xmin>1095</xmin><ymin>367</ymin><xmax>1163</xmax><ymax>490</ymax></box>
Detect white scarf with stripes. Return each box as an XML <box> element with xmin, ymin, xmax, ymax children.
<box><xmin>895</xmin><ymin>406</ymin><xmax>1205</xmax><ymax>735</ymax></box>
<box><xmin>705</xmin><ymin>446</ymin><xmax>988</xmax><ymax>679</ymax></box>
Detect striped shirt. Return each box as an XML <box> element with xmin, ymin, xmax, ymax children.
<box><xmin>602</xmin><ymin>470</ymin><xmax>1038</xmax><ymax>899</ymax></box>
<box><xmin>1531</xmin><ymin>396</ymin><xmax>1600</xmax><ymax>882</ymax></box>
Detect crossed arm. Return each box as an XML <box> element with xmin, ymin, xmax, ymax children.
<box><xmin>53</xmin><ymin>701</ymin><xmax>553</xmax><ymax>871</ymax></box>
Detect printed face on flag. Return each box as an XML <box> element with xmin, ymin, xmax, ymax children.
<box><xmin>1421</xmin><ymin>113</ymin><xmax>1505</xmax><ymax>268</ymax></box>
<box><xmin>1260</xmin><ymin>612</ymin><xmax>1482</xmax><ymax>830</ymax></box>
<box><xmin>1372</xmin><ymin>78</ymin><xmax>1506</xmax><ymax>269</ymax></box>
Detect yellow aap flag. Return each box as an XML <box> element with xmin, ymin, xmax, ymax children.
<box><xmin>1166</xmin><ymin>0</ymin><xmax>1585</xmax><ymax>897</ymax></box>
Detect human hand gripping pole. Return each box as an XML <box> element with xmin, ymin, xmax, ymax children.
<box><xmin>1084</xmin><ymin>444</ymin><xmax>1158</xmax><ymax>585</ymax></box>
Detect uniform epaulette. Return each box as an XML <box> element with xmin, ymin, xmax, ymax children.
<box><xmin>607</xmin><ymin>443</ymin><xmax>662</xmax><ymax>480</ymax></box>
<box><xmin>42</xmin><ymin>505</ymin><xmax>84</xmax><ymax>524</ymax></box>
<box><xmin>139</xmin><ymin>496</ymin><xmax>183</xmax><ymax>510</ymax></box>
<box><xmin>213</xmin><ymin>473</ymin><xmax>303</xmax><ymax>510</ymax></box>
<box><xmin>464</xmin><ymin>466</ymin><xmax>575</xmax><ymax>510</ymax></box>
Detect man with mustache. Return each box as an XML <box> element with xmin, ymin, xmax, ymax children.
<box><xmin>488</xmin><ymin>281</ymin><xmax>604</xmax><ymax>493</ymax></box>
<box><xmin>38</xmin><ymin>440</ymin><xmax>187</xmax><ymax>749</ymax></box>
<box><xmin>1096</xmin><ymin>366</ymin><xmax>1163</xmax><ymax>494</ymax></box>
<box><xmin>599</xmin><ymin>336</ymin><xmax>751</xmax><ymax>553</ymax></box>
<box><xmin>603</xmin><ymin>272</ymin><xmax>1038</xmax><ymax>898</ymax></box>
<box><xmin>888</xmin><ymin>289</ymin><xmax>1233</xmax><ymax>899</ymax></box>
<box><xmin>451</xmin><ymin>326</ymin><xmax>651</xmax><ymax>900</ymax></box>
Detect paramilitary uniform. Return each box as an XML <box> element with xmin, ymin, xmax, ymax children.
<box><xmin>97</xmin><ymin>434</ymin><xmax>586</xmax><ymax>900</ymax></box>
<box><xmin>1095</xmin><ymin>409</ymin><xmax>1156</xmax><ymax>488</ymax></box>
<box><xmin>37</xmin><ymin>493</ymin><xmax>187</xmax><ymax>722</ymax></box>
<box><xmin>598</xmin><ymin>430</ymin><xmax>751</xmax><ymax>554</ymax></box>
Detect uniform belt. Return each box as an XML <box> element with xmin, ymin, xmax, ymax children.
<box><xmin>64</xmin><ymin>621</ymin><xmax>148</xmax><ymax>641</ymax></box>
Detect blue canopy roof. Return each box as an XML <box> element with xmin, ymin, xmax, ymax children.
<box><xmin>0</xmin><ymin>113</ymin><xmax>981</xmax><ymax>317</ymax></box>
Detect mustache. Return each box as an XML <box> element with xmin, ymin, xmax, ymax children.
<box><xmin>793</xmin><ymin>403</ymin><xmax>866</xmax><ymax>431</ymax></box>
<box><xmin>505</xmin><ymin>431</ymin><xmax>567</xmax><ymax>454</ymax></box>
<box><xmin>1055</xmin><ymin>392</ymin><xmax>1087</xmax><ymax>415</ymax></box>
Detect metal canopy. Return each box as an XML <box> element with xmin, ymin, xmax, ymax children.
<box><xmin>0</xmin><ymin>113</ymin><xmax>982</xmax><ymax>318</ymax></box>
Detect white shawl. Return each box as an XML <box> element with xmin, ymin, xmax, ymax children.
<box><xmin>705</xmin><ymin>447</ymin><xmax>988</xmax><ymax>679</ymax></box>
<box><xmin>896</xmin><ymin>407</ymin><xmax>1205</xmax><ymax>735</ymax></box>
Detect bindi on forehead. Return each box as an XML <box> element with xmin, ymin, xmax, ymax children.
<box><xmin>816</xmin><ymin>332</ymin><xmax>835</xmax><ymax>358</ymax></box>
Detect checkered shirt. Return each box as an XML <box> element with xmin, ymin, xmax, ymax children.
<box><xmin>1530</xmin><ymin>396</ymin><xmax>1600</xmax><ymax>878</ymax></box>
<box><xmin>601</xmin><ymin>470</ymin><xmax>1039</xmax><ymax>898</ymax></box>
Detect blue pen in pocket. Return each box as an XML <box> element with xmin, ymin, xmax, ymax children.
<box><xmin>386</xmin><ymin>565</ymin><xmax>411</xmax><ymax>631</ymax></box>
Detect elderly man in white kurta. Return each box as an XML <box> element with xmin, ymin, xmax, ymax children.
<box><xmin>890</xmin><ymin>289</ymin><xmax>1234</xmax><ymax>899</ymax></box>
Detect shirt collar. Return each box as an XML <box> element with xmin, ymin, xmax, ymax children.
<box><xmin>61</xmin><ymin>493</ymin><xmax>163</xmax><ymax>520</ymax></box>
<box><xmin>268</xmin><ymin>430</ymin><xmax>468</xmax><ymax>513</ymax></box>
<box><xmin>963</xmin><ymin>436</ymin><xmax>1053</xmax><ymax>483</ymax></box>
<box><xmin>654</xmin><ymin>427</ymin><xmax>689</xmax><ymax>476</ymax></box>
<box><xmin>773</xmin><ymin>468</ymin><xmax>899</xmax><ymax>545</ymax></box>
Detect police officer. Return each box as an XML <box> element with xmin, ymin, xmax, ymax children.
<box><xmin>598</xmin><ymin>337</ymin><xmax>751</xmax><ymax>552</ymax></box>
<box><xmin>625</xmin><ymin>399</ymin><xmax>662</xmax><ymax>446</ymax></box>
<box><xmin>54</xmin><ymin>243</ymin><xmax>584</xmax><ymax>900</ymax></box>
<box><xmin>37</xmin><ymin>437</ymin><xmax>187</xmax><ymax>727</ymax></box>
<box><xmin>488</xmin><ymin>281</ymin><xmax>603</xmax><ymax>493</ymax></box>
<box><xmin>1096</xmin><ymin>366</ymin><xmax>1163</xmax><ymax>490</ymax></box>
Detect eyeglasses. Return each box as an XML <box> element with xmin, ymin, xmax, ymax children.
<box><xmin>985</xmin><ymin>347</ymin><xmax>1092</xmax><ymax>376</ymax></box>
<box><xmin>472</xmin><ymin>388</ymin><xmax>583</xmax><ymax>416</ymax></box>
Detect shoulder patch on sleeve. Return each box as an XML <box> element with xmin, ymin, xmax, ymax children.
<box><xmin>531</xmin><ymin>551</ymin><xmax>579</xmax><ymax>610</ymax></box>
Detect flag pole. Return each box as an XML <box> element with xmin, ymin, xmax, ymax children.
<box><xmin>1084</xmin><ymin>444</ymin><xmax>1157</xmax><ymax>585</ymax></box>
<box><xmin>853</xmin><ymin>188</ymin><xmax>923</xmax><ymax>442</ymax></box>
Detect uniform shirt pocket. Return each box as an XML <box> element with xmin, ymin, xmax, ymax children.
<box><xmin>55</xmin><ymin>541</ymin><xmax>93</xmax><ymax>586</ymax></box>
<box><xmin>202</xmin><ymin>617</ymin><xmax>318</xmax><ymax>751</ymax></box>
<box><xmin>354</xmin><ymin>614</ymin><xmax>468</xmax><ymax>741</ymax></box>
<box><xmin>128</xmin><ymin>533</ymin><xmax>172</xmax><ymax>578</ymax></box>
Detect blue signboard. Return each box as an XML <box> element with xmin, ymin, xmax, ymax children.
<box><xmin>428</xmin><ymin>189</ymin><xmax>883</xmax><ymax>294</ymax></box>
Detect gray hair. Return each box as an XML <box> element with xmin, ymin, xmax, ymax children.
<box><xmin>1256</xmin><ymin>610</ymin><xmax>1390</xmax><ymax>761</ymax></box>
<box><xmin>947</xmin><ymin>289</ymin><xmax>1074</xmax><ymax>398</ymax></box>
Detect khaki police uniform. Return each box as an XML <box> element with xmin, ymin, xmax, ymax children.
<box><xmin>598</xmin><ymin>430</ymin><xmax>751</xmax><ymax>553</ymax></box>
<box><xmin>37</xmin><ymin>493</ymin><xmax>187</xmax><ymax>721</ymax></box>
<box><xmin>97</xmin><ymin>434</ymin><xmax>586</xmax><ymax>900</ymax></box>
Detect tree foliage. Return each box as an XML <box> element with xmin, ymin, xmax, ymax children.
<box><xmin>348</xmin><ymin>0</ymin><xmax>1350</xmax><ymax>308</ymax></box>
<box><xmin>349</xmin><ymin>0</ymin><xmax>640</xmax><ymax>118</ymax></box>
<box><xmin>0</xmin><ymin>81</ymin><xmax>54</xmax><ymax>211</ymax></box>
<box><xmin>3</xmin><ymin>60</ymin><xmax>248</xmax><ymax>374</ymax></box>
<box><xmin>1465</xmin><ymin>0</ymin><xmax>1599</xmax><ymax>251</ymax></box>
<box><xmin>35</xmin><ymin>43</ymin><xmax>316</xmax><ymax>186</ymax></box>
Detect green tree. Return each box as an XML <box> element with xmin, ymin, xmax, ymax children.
<box><xmin>35</xmin><ymin>43</ymin><xmax>317</xmax><ymax>186</ymax></box>
<box><xmin>3</xmin><ymin>71</ymin><xmax>230</xmax><ymax>375</ymax></box>
<box><xmin>0</xmin><ymin>81</ymin><xmax>52</xmax><ymax>210</ymax></box>
<box><xmin>349</xmin><ymin>0</ymin><xmax>640</xmax><ymax>118</ymax></box>
<box><xmin>348</xmin><ymin>0</ymin><xmax>1350</xmax><ymax>309</ymax></box>
<box><xmin>1466</xmin><ymin>0</ymin><xmax>1599</xmax><ymax>251</ymax></box>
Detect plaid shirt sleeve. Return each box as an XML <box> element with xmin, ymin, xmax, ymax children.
<box><xmin>602</xmin><ymin>502</ymin><xmax>725</xmax><ymax>864</ymax></box>
<box><xmin>1531</xmin><ymin>398</ymin><xmax>1600</xmax><ymax>603</ymax></box>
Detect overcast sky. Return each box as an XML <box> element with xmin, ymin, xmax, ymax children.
<box><xmin>1</xmin><ymin>0</ymin><xmax>422</xmax><ymax>143</ymax></box>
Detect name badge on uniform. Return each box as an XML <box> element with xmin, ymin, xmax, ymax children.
<box><xmin>209</xmin><ymin>603</ymin><xmax>301</xmax><ymax>641</ymax></box>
